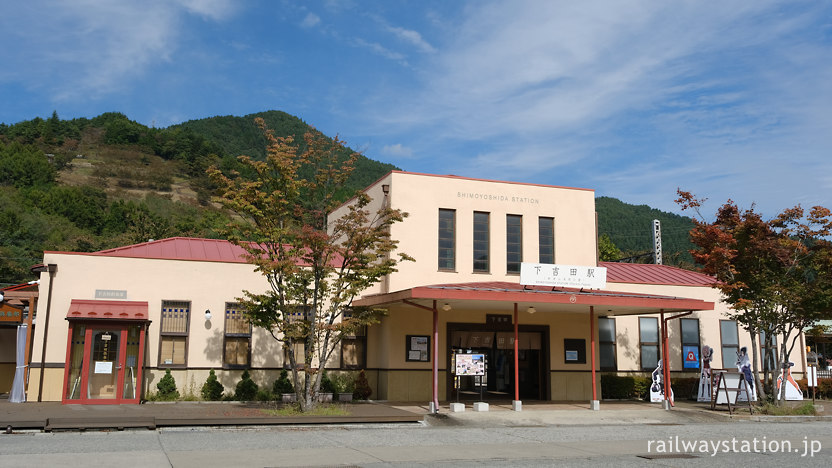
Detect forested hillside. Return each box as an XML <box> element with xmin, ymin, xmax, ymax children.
<box><xmin>596</xmin><ymin>196</ymin><xmax>695</xmax><ymax>267</ymax></box>
<box><xmin>0</xmin><ymin>110</ymin><xmax>695</xmax><ymax>285</ymax></box>
<box><xmin>0</xmin><ymin>111</ymin><xmax>397</xmax><ymax>284</ymax></box>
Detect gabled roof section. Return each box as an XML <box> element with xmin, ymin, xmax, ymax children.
<box><xmin>94</xmin><ymin>237</ymin><xmax>249</xmax><ymax>263</ymax></box>
<box><xmin>601</xmin><ymin>262</ymin><xmax>716</xmax><ymax>287</ymax></box>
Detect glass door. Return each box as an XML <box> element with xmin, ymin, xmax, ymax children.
<box><xmin>87</xmin><ymin>329</ymin><xmax>122</xmax><ymax>400</ymax></box>
<box><xmin>62</xmin><ymin>322</ymin><xmax>146</xmax><ymax>404</ymax></box>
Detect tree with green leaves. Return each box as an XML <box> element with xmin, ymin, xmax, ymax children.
<box><xmin>676</xmin><ymin>190</ymin><xmax>832</xmax><ymax>404</ymax></box>
<box><xmin>208</xmin><ymin>119</ymin><xmax>411</xmax><ymax>411</ymax></box>
<box><xmin>598</xmin><ymin>233</ymin><xmax>622</xmax><ymax>261</ymax></box>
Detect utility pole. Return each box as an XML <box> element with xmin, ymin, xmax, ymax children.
<box><xmin>652</xmin><ymin>219</ymin><xmax>662</xmax><ymax>265</ymax></box>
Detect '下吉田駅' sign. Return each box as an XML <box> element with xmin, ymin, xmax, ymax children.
<box><xmin>520</xmin><ymin>263</ymin><xmax>607</xmax><ymax>289</ymax></box>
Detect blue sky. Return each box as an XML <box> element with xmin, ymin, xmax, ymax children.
<box><xmin>2</xmin><ymin>0</ymin><xmax>831</xmax><ymax>217</ymax></box>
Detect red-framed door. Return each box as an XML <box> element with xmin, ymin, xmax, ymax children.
<box><xmin>62</xmin><ymin>321</ymin><xmax>146</xmax><ymax>404</ymax></box>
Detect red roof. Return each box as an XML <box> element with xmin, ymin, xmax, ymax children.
<box><xmin>94</xmin><ymin>237</ymin><xmax>249</xmax><ymax>263</ymax></box>
<box><xmin>355</xmin><ymin>281</ymin><xmax>714</xmax><ymax>314</ymax></box>
<box><xmin>601</xmin><ymin>262</ymin><xmax>716</xmax><ymax>287</ymax></box>
<box><xmin>66</xmin><ymin>299</ymin><xmax>149</xmax><ymax>321</ymax></box>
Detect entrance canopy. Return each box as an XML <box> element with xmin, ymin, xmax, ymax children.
<box><xmin>354</xmin><ymin>281</ymin><xmax>714</xmax><ymax>315</ymax></box>
<box><xmin>66</xmin><ymin>299</ymin><xmax>150</xmax><ymax>321</ymax></box>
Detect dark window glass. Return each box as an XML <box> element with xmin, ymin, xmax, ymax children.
<box><xmin>438</xmin><ymin>209</ymin><xmax>456</xmax><ymax>270</ymax></box>
<box><xmin>720</xmin><ymin>320</ymin><xmax>739</xmax><ymax>369</ymax></box>
<box><xmin>473</xmin><ymin>212</ymin><xmax>490</xmax><ymax>272</ymax></box>
<box><xmin>599</xmin><ymin>317</ymin><xmax>616</xmax><ymax>370</ymax></box>
<box><xmin>639</xmin><ymin>317</ymin><xmax>659</xmax><ymax>370</ymax></box>
<box><xmin>538</xmin><ymin>217</ymin><xmax>554</xmax><ymax>264</ymax></box>
<box><xmin>506</xmin><ymin>215</ymin><xmax>522</xmax><ymax>274</ymax></box>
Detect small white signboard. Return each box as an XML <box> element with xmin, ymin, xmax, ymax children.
<box><xmin>94</xmin><ymin>361</ymin><xmax>113</xmax><ymax>374</ymax></box>
<box><xmin>520</xmin><ymin>263</ymin><xmax>607</xmax><ymax>289</ymax></box>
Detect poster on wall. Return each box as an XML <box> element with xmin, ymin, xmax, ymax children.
<box><xmin>683</xmin><ymin>345</ymin><xmax>700</xmax><ymax>369</ymax></box>
<box><xmin>563</xmin><ymin>338</ymin><xmax>586</xmax><ymax>364</ymax></box>
<box><xmin>455</xmin><ymin>353</ymin><xmax>486</xmax><ymax>376</ymax></box>
<box><xmin>405</xmin><ymin>335</ymin><xmax>430</xmax><ymax>362</ymax></box>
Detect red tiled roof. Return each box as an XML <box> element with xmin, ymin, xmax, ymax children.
<box><xmin>94</xmin><ymin>237</ymin><xmax>249</xmax><ymax>263</ymax></box>
<box><xmin>601</xmin><ymin>262</ymin><xmax>716</xmax><ymax>287</ymax></box>
<box><xmin>66</xmin><ymin>299</ymin><xmax>149</xmax><ymax>321</ymax></box>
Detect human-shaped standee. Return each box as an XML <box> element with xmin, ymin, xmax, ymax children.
<box><xmin>697</xmin><ymin>345</ymin><xmax>713</xmax><ymax>402</ymax></box>
<box><xmin>736</xmin><ymin>346</ymin><xmax>756</xmax><ymax>401</ymax></box>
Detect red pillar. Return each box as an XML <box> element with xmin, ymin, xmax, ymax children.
<box><xmin>660</xmin><ymin>310</ymin><xmax>670</xmax><ymax>404</ymax></box>
<box><xmin>514</xmin><ymin>302</ymin><xmax>519</xmax><ymax>402</ymax></box>
<box><xmin>432</xmin><ymin>300</ymin><xmax>439</xmax><ymax>412</ymax></box>
<box><xmin>590</xmin><ymin>306</ymin><xmax>597</xmax><ymax>402</ymax></box>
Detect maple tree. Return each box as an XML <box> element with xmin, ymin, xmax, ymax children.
<box><xmin>208</xmin><ymin>119</ymin><xmax>410</xmax><ymax>411</ymax></box>
<box><xmin>676</xmin><ymin>190</ymin><xmax>832</xmax><ymax>403</ymax></box>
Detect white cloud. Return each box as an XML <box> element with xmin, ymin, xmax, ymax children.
<box><xmin>174</xmin><ymin>0</ymin><xmax>237</xmax><ymax>21</ymax></box>
<box><xmin>381</xmin><ymin>143</ymin><xmax>414</xmax><ymax>159</ymax></box>
<box><xmin>387</xmin><ymin>26</ymin><xmax>435</xmax><ymax>53</ymax></box>
<box><xmin>301</xmin><ymin>12</ymin><xmax>321</xmax><ymax>28</ymax></box>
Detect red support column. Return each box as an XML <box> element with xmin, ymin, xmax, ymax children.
<box><xmin>432</xmin><ymin>300</ymin><xmax>439</xmax><ymax>413</ymax></box>
<box><xmin>590</xmin><ymin>306</ymin><xmax>598</xmax><ymax>406</ymax></box>
<box><xmin>514</xmin><ymin>303</ymin><xmax>519</xmax><ymax>403</ymax></box>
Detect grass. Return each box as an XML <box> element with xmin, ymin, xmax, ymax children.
<box><xmin>263</xmin><ymin>403</ymin><xmax>351</xmax><ymax>417</ymax></box>
<box><xmin>757</xmin><ymin>401</ymin><xmax>817</xmax><ymax>416</ymax></box>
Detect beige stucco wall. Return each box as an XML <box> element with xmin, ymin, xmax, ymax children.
<box><xmin>604</xmin><ymin>281</ymin><xmax>806</xmax><ymax>376</ymax></box>
<box><xmin>330</xmin><ymin>172</ymin><xmax>598</xmax><ymax>295</ymax></box>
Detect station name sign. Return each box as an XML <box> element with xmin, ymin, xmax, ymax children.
<box><xmin>520</xmin><ymin>262</ymin><xmax>607</xmax><ymax>290</ymax></box>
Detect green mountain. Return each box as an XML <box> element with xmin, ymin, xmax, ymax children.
<box><xmin>0</xmin><ymin>111</ymin><xmax>398</xmax><ymax>284</ymax></box>
<box><xmin>0</xmin><ymin>110</ymin><xmax>695</xmax><ymax>284</ymax></box>
<box><xmin>595</xmin><ymin>196</ymin><xmax>695</xmax><ymax>267</ymax></box>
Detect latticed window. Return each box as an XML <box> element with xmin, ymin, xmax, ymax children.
<box><xmin>473</xmin><ymin>211</ymin><xmax>490</xmax><ymax>272</ymax></box>
<box><xmin>438</xmin><ymin>209</ymin><xmax>456</xmax><ymax>271</ymax></box>
<box><xmin>538</xmin><ymin>217</ymin><xmax>554</xmax><ymax>264</ymax></box>
<box><xmin>506</xmin><ymin>214</ymin><xmax>522</xmax><ymax>274</ymax></box>
<box><xmin>159</xmin><ymin>301</ymin><xmax>189</xmax><ymax>366</ymax></box>
<box><xmin>224</xmin><ymin>302</ymin><xmax>251</xmax><ymax>367</ymax></box>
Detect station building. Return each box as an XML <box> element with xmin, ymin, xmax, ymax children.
<box><xmin>22</xmin><ymin>171</ymin><xmax>807</xmax><ymax>405</ymax></box>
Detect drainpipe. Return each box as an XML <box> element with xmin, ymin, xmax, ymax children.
<box><xmin>36</xmin><ymin>264</ymin><xmax>57</xmax><ymax>402</ymax></box>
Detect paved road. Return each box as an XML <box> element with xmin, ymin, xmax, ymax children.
<box><xmin>1</xmin><ymin>420</ymin><xmax>831</xmax><ymax>467</ymax></box>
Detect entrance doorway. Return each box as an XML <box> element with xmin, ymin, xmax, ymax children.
<box><xmin>62</xmin><ymin>322</ymin><xmax>146</xmax><ymax>404</ymax></box>
<box><xmin>447</xmin><ymin>323</ymin><xmax>548</xmax><ymax>400</ymax></box>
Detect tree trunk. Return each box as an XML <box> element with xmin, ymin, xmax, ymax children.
<box><xmin>748</xmin><ymin>331</ymin><xmax>767</xmax><ymax>400</ymax></box>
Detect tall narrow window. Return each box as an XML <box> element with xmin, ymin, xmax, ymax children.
<box><xmin>341</xmin><ymin>325</ymin><xmax>367</xmax><ymax>369</ymax></box>
<box><xmin>224</xmin><ymin>302</ymin><xmax>251</xmax><ymax>368</ymax></box>
<box><xmin>681</xmin><ymin>318</ymin><xmax>700</xmax><ymax>369</ymax></box>
<box><xmin>598</xmin><ymin>317</ymin><xmax>617</xmax><ymax>371</ymax></box>
<box><xmin>159</xmin><ymin>301</ymin><xmax>190</xmax><ymax>367</ymax></box>
<box><xmin>473</xmin><ymin>211</ymin><xmax>490</xmax><ymax>272</ymax></box>
<box><xmin>438</xmin><ymin>209</ymin><xmax>456</xmax><ymax>271</ymax></box>
<box><xmin>539</xmin><ymin>217</ymin><xmax>554</xmax><ymax>264</ymax></box>
<box><xmin>639</xmin><ymin>317</ymin><xmax>659</xmax><ymax>370</ymax></box>
<box><xmin>720</xmin><ymin>320</ymin><xmax>739</xmax><ymax>369</ymax></box>
<box><xmin>506</xmin><ymin>214</ymin><xmax>523</xmax><ymax>274</ymax></box>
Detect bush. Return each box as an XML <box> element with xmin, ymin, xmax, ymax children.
<box><xmin>353</xmin><ymin>370</ymin><xmax>372</xmax><ymax>400</ymax></box>
<box><xmin>201</xmin><ymin>369</ymin><xmax>224</xmax><ymax>401</ymax></box>
<box><xmin>600</xmin><ymin>375</ymin><xmax>655</xmax><ymax>400</ymax></box>
<box><xmin>670</xmin><ymin>377</ymin><xmax>699</xmax><ymax>400</ymax></box>
<box><xmin>273</xmin><ymin>369</ymin><xmax>294</xmax><ymax>395</ymax></box>
<box><xmin>156</xmin><ymin>369</ymin><xmax>179</xmax><ymax>401</ymax></box>
<box><xmin>234</xmin><ymin>370</ymin><xmax>259</xmax><ymax>401</ymax></box>
<box><xmin>319</xmin><ymin>371</ymin><xmax>336</xmax><ymax>394</ymax></box>
<box><xmin>256</xmin><ymin>389</ymin><xmax>275</xmax><ymax>402</ymax></box>
<box><xmin>332</xmin><ymin>372</ymin><xmax>355</xmax><ymax>395</ymax></box>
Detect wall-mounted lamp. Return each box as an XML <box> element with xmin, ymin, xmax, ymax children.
<box><xmin>527</xmin><ymin>306</ymin><xmax>536</xmax><ymax>314</ymax></box>
<box><xmin>442</xmin><ymin>303</ymin><xmax>452</xmax><ymax>311</ymax></box>
<box><xmin>204</xmin><ymin>309</ymin><xmax>212</xmax><ymax>320</ymax></box>
<box><xmin>382</xmin><ymin>184</ymin><xmax>390</xmax><ymax>195</ymax></box>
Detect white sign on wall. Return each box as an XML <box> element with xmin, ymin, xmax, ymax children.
<box><xmin>520</xmin><ymin>263</ymin><xmax>607</xmax><ymax>289</ymax></box>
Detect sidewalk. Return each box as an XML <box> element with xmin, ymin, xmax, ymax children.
<box><xmin>1</xmin><ymin>397</ymin><xmax>735</xmax><ymax>432</ymax></box>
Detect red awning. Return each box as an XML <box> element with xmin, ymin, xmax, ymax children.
<box><xmin>66</xmin><ymin>299</ymin><xmax>149</xmax><ymax>321</ymax></box>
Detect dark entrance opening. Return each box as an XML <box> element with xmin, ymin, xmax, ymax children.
<box><xmin>447</xmin><ymin>322</ymin><xmax>548</xmax><ymax>401</ymax></box>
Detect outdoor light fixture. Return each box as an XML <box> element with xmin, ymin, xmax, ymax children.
<box><xmin>204</xmin><ymin>309</ymin><xmax>212</xmax><ymax>320</ymax></box>
<box><xmin>442</xmin><ymin>303</ymin><xmax>452</xmax><ymax>311</ymax></box>
<box><xmin>527</xmin><ymin>306</ymin><xmax>536</xmax><ymax>314</ymax></box>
